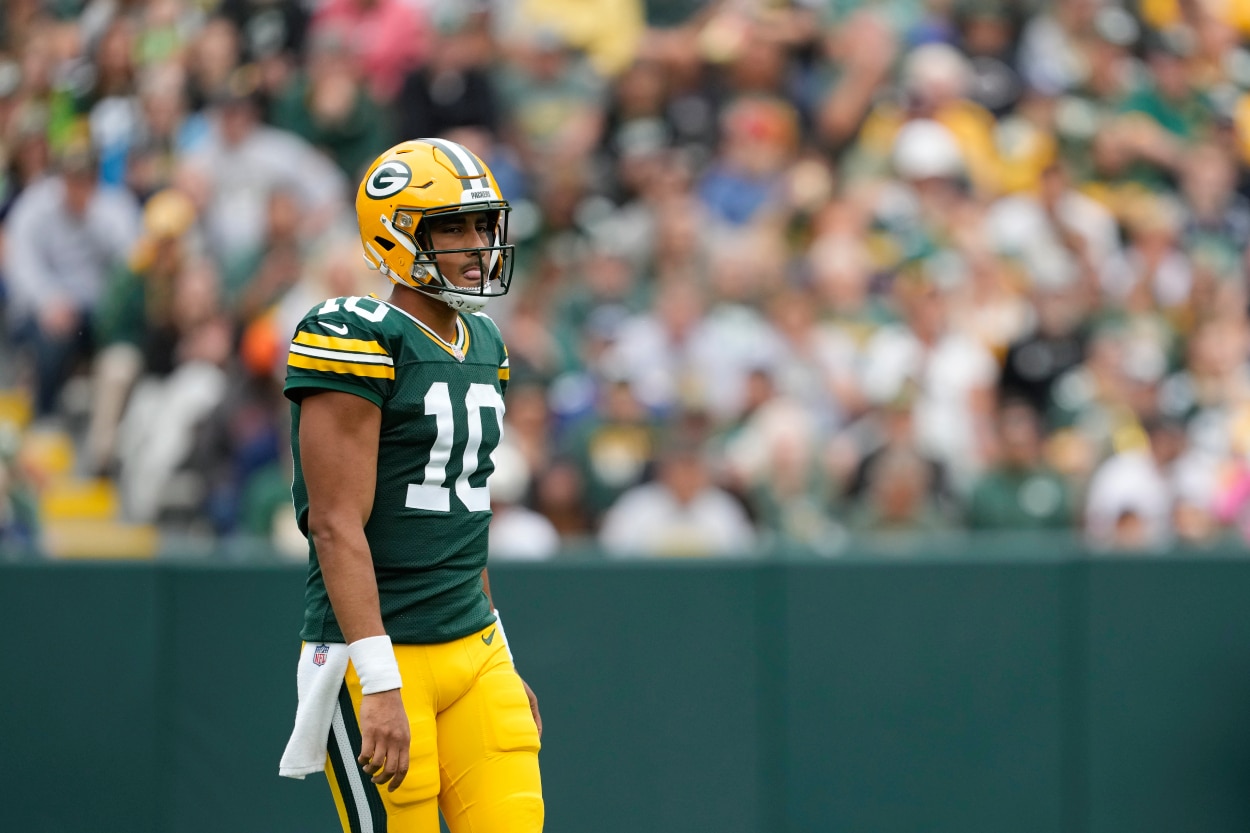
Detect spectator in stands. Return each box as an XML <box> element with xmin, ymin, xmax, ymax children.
<box><xmin>222</xmin><ymin>186</ymin><xmax>304</xmax><ymax>324</ymax></box>
<box><xmin>4</xmin><ymin>142</ymin><xmax>141</xmax><ymax>417</ymax></box>
<box><xmin>606</xmin><ymin>278</ymin><xmax>713</xmax><ymax>415</ymax></box>
<box><xmin>859</xmin><ymin>271</ymin><xmax>999</xmax><ymax>493</ymax></box>
<box><xmin>268</xmin><ymin>27</ymin><xmax>386</xmax><ymax>181</ymax></box>
<box><xmin>496</xmin><ymin>27</ymin><xmax>607</xmax><ymax>174</ymax></box>
<box><xmin>126</xmin><ymin>63</ymin><xmax>210</xmax><ymax>201</ymax></box>
<box><xmin>847</xmin><ymin>447</ymin><xmax>952</xmax><ymax>535</ymax></box>
<box><xmin>218</xmin><ymin>0</ymin><xmax>310</xmax><ymax>68</ymax></box>
<box><xmin>560</xmin><ymin>376</ymin><xmax>658</xmax><ymax>522</ymax></box>
<box><xmin>722</xmin><ymin>371</ymin><xmax>843</xmax><ymax>553</ymax></box>
<box><xmin>988</xmin><ymin>161</ymin><xmax>1121</xmax><ymax>291</ymax></box>
<box><xmin>600</xmin><ymin>431</ymin><xmax>755</xmax><ymax>557</ymax></box>
<box><xmin>394</xmin><ymin>8</ymin><xmax>499</xmax><ymax>141</ymax></box>
<box><xmin>114</xmin><ymin>256</ymin><xmax>231</xmax><ymax>523</ymax></box>
<box><xmin>835</xmin><ymin>387</ymin><xmax>952</xmax><ymax>513</ymax></box>
<box><xmin>86</xmin><ymin>187</ymin><xmax>200</xmax><ymax>475</ymax></box>
<box><xmin>182</xmin><ymin>70</ymin><xmax>347</xmax><ymax>269</ymax></box>
<box><xmin>1017</xmin><ymin>0</ymin><xmax>1104</xmax><ymax>96</ymax></box>
<box><xmin>998</xmin><ymin>282</ymin><xmax>1091</xmax><ymax>426</ymax></box>
<box><xmin>505</xmin><ymin>0</ymin><xmax>645</xmax><ymax>79</ymax></box>
<box><xmin>954</xmin><ymin>1</ymin><xmax>1023</xmax><ymax>118</ymax></box>
<box><xmin>1178</xmin><ymin>142</ymin><xmax>1250</xmax><ymax>273</ymax></box>
<box><xmin>489</xmin><ymin>442</ymin><xmax>560</xmax><ymax>561</ymax></box>
<box><xmin>966</xmin><ymin>399</ymin><xmax>1075</xmax><ymax>531</ymax></box>
<box><xmin>697</xmin><ymin>95</ymin><xmax>801</xmax><ymax>227</ymax></box>
<box><xmin>812</xmin><ymin>10</ymin><xmax>897</xmax><ymax>152</ymax></box>
<box><xmin>185</xmin><ymin>16</ymin><xmax>245</xmax><ymax>113</ymax></box>
<box><xmin>309</xmin><ymin>0</ymin><xmax>428</xmax><ymax>104</ymax></box>
<box><xmin>1084</xmin><ymin>417</ymin><xmax>1189</xmax><ymax>551</ymax></box>
<box><xmin>532</xmin><ymin>457</ymin><xmax>593</xmax><ymax>542</ymax></box>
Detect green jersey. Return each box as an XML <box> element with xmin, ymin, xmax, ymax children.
<box><xmin>284</xmin><ymin>294</ymin><xmax>510</xmax><ymax>644</ymax></box>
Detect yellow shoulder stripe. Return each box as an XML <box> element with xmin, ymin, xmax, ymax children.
<box><xmin>288</xmin><ymin>353</ymin><xmax>395</xmax><ymax>379</ymax></box>
<box><xmin>498</xmin><ymin>368</ymin><xmax>510</xmax><ymax>381</ymax></box>
<box><xmin>294</xmin><ymin>331</ymin><xmax>389</xmax><ymax>355</ymax></box>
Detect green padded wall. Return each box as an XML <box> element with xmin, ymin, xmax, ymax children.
<box><xmin>1085</xmin><ymin>559</ymin><xmax>1250</xmax><ymax>833</ymax></box>
<box><xmin>0</xmin><ymin>564</ymin><xmax>163</xmax><ymax>832</ymax></box>
<box><xmin>3</xmin><ymin>548</ymin><xmax>1250</xmax><ymax>833</ymax></box>
<box><xmin>782</xmin><ymin>560</ymin><xmax>1069</xmax><ymax>833</ymax></box>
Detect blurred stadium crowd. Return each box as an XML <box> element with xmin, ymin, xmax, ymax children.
<box><xmin>2</xmin><ymin>0</ymin><xmax>1250</xmax><ymax>559</ymax></box>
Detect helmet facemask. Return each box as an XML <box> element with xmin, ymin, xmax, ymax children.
<box><xmin>385</xmin><ymin>204</ymin><xmax>514</xmax><ymax>313</ymax></box>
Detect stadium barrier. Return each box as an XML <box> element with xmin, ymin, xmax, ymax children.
<box><xmin>3</xmin><ymin>538</ymin><xmax>1249</xmax><ymax>833</ymax></box>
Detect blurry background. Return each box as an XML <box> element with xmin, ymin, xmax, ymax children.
<box><xmin>2</xmin><ymin>0</ymin><xmax>1250</xmax><ymax>830</ymax></box>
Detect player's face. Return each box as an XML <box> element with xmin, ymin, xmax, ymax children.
<box><xmin>425</xmin><ymin>211</ymin><xmax>493</xmax><ymax>289</ymax></box>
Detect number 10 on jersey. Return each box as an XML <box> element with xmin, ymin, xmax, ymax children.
<box><xmin>406</xmin><ymin>382</ymin><xmax>505</xmax><ymax>513</ymax></box>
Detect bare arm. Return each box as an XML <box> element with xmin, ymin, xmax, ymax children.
<box><xmin>301</xmin><ymin>390</ymin><xmax>385</xmax><ymax>643</ymax></box>
<box><xmin>299</xmin><ymin>390</ymin><xmax>410</xmax><ymax>790</ymax></box>
<box><xmin>481</xmin><ymin>567</ymin><xmax>494</xmax><ymax>610</ymax></box>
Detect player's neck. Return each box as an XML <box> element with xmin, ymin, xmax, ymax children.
<box><xmin>389</xmin><ymin>285</ymin><xmax>460</xmax><ymax>343</ymax></box>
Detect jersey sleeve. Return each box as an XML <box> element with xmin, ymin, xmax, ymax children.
<box><xmin>284</xmin><ymin>299</ymin><xmax>395</xmax><ymax>407</ymax></box>
<box><xmin>474</xmin><ymin>311</ymin><xmax>510</xmax><ymax>398</ymax></box>
<box><xmin>499</xmin><ymin>341</ymin><xmax>510</xmax><ymax>398</ymax></box>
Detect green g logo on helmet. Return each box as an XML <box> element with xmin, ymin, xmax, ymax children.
<box><xmin>366</xmin><ymin>160</ymin><xmax>412</xmax><ymax>199</ymax></box>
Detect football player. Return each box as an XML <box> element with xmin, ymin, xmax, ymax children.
<box><xmin>280</xmin><ymin>138</ymin><xmax>543</xmax><ymax>832</ymax></box>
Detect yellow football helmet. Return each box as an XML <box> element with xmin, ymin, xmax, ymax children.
<box><xmin>356</xmin><ymin>138</ymin><xmax>514</xmax><ymax>312</ymax></box>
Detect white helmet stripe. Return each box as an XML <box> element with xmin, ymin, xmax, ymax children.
<box><xmin>424</xmin><ymin>138</ymin><xmax>489</xmax><ymax>191</ymax></box>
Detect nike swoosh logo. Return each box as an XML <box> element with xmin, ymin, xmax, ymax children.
<box><xmin>319</xmin><ymin>322</ymin><xmax>348</xmax><ymax>335</ymax></box>
<box><xmin>482</xmin><ymin>628</ymin><xmax>496</xmax><ymax>646</ymax></box>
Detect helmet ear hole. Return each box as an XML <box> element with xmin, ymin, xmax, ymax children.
<box><xmin>373</xmin><ymin>236</ymin><xmax>396</xmax><ymax>252</ymax></box>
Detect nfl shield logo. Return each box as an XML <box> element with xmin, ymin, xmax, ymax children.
<box><xmin>313</xmin><ymin>644</ymin><xmax>329</xmax><ymax>667</ymax></box>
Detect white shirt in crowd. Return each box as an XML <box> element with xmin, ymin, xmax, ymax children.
<box><xmin>859</xmin><ymin>325</ymin><xmax>999</xmax><ymax>488</ymax></box>
<box><xmin>599</xmin><ymin>482</ymin><xmax>756</xmax><ymax>558</ymax></box>
<box><xmin>186</xmin><ymin>120</ymin><xmax>347</xmax><ymax>264</ymax></box>
<box><xmin>490</xmin><ymin>507</ymin><xmax>560</xmax><ymax>561</ymax></box>
<box><xmin>4</xmin><ymin>176</ymin><xmax>141</xmax><ymax>324</ymax></box>
<box><xmin>1084</xmin><ymin>450</ymin><xmax>1173</xmax><ymax>549</ymax></box>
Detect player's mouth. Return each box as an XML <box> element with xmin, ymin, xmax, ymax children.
<box><xmin>461</xmin><ymin>267</ymin><xmax>483</xmax><ymax>281</ymax></box>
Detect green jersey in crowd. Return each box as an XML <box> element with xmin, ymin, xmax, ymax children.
<box><xmin>284</xmin><ymin>293</ymin><xmax>510</xmax><ymax>644</ymax></box>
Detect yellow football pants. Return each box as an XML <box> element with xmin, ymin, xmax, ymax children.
<box><xmin>324</xmin><ymin>622</ymin><xmax>543</xmax><ymax>833</ymax></box>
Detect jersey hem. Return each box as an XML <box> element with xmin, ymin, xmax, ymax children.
<box><xmin>299</xmin><ymin>614</ymin><xmax>497</xmax><ymax>647</ymax></box>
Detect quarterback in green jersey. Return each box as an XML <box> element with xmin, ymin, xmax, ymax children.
<box><xmin>279</xmin><ymin>139</ymin><xmax>543</xmax><ymax>833</ymax></box>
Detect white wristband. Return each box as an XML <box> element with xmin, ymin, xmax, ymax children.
<box><xmin>492</xmin><ymin>610</ymin><xmax>514</xmax><ymax>665</ymax></box>
<box><xmin>348</xmin><ymin>635</ymin><xmax>402</xmax><ymax>694</ymax></box>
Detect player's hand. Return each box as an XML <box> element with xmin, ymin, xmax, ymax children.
<box><xmin>358</xmin><ymin>689</ymin><xmax>410</xmax><ymax>791</ymax></box>
<box><xmin>520</xmin><ymin>677</ymin><xmax>542</xmax><ymax>739</ymax></box>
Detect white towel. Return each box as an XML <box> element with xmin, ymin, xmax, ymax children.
<box><xmin>279</xmin><ymin>641</ymin><xmax>349</xmax><ymax>778</ymax></box>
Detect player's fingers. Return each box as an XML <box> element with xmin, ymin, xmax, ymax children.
<box><xmin>358</xmin><ymin>738</ymin><xmax>382</xmax><ymax>775</ymax></box>
<box><xmin>528</xmin><ymin>693</ymin><xmax>543</xmax><ymax>738</ymax></box>
<box><xmin>370</xmin><ymin>756</ymin><xmax>394</xmax><ymax>785</ymax></box>
<box><xmin>371</xmin><ymin>738</ymin><xmax>403</xmax><ymax>786</ymax></box>
<box><xmin>388</xmin><ymin>745</ymin><xmax>410</xmax><ymax>792</ymax></box>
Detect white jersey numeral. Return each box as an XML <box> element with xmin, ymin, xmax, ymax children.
<box><xmin>405</xmin><ymin>382</ymin><xmax>505</xmax><ymax>513</ymax></box>
<box><xmin>458</xmin><ymin>384</ymin><xmax>505</xmax><ymax>512</ymax></box>
<box><xmin>405</xmin><ymin>382</ymin><xmax>455</xmax><ymax>512</ymax></box>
